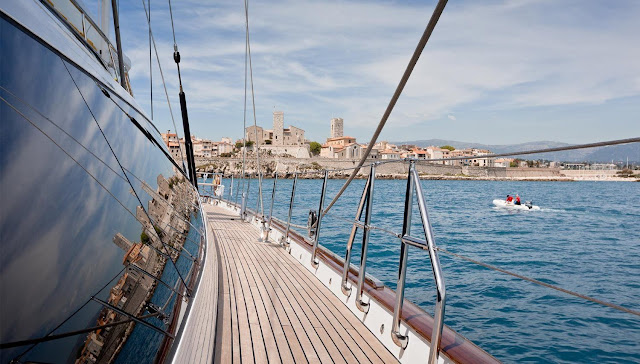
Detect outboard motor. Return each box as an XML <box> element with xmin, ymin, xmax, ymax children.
<box><xmin>307</xmin><ymin>210</ymin><xmax>318</xmax><ymax>238</ymax></box>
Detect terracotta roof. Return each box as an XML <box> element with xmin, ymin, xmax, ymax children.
<box><xmin>326</xmin><ymin>136</ymin><xmax>356</xmax><ymax>142</ymax></box>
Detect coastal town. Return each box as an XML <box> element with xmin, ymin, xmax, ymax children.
<box><xmin>75</xmin><ymin>174</ymin><xmax>200</xmax><ymax>364</ymax></box>
<box><xmin>161</xmin><ymin>112</ymin><xmax>638</xmax><ymax>181</ymax></box>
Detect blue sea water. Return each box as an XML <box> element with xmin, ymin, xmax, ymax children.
<box><xmin>229</xmin><ymin>177</ymin><xmax>640</xmax><ymax>363</ymax></box>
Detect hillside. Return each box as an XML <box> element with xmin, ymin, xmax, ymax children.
<box><xmin>392</xmin><ymin>139</ymin><xmax>640</xmax><ymax>163</ymax></box>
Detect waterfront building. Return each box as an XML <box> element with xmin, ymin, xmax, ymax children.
<box><xmin>320</xmin><ymin>136</ymin><xmax>363</xmax><ymax>159</ymax></box>
<box><xmin>380</xmin><ymin>150</ymin><xmax>402</xmax><ymax>160</ymax></box>
<box><xmin>245</xmin><ymin>111</ymin><xmax>310</xmax><ymax>157</ymax></box>
<box><xmin>113</xmin><ymin>233</ymin><xmax>133</xmax><ymax>252</ymax></box>
<box><xmin>404</xmin><ymin>148</ymin><xmax>428</xmax><ymax>159</ymax></box>
<box><xmin>246</xmin><ymin>111</ymin><xmax>306</xmax><ymax>147</ymax></box>
<box><xmin>160</xmin><ymin>132</ymin><xmax>235</xmax><ymax>160</ymax></box>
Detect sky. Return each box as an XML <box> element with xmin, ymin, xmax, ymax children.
<box><xmin>85</xmin><ymin>0</ymin><xmax>639</xmax><ymax>145</ymax></box>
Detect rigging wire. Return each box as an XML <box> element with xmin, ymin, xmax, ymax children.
<box><xmin>239</xmin><ymin>9</ymin><xmax>249</xmax><ymax>209</ymax></box>
<box><xmin>63</xmin><ymin>61</ymin><xmax>191</xmax><ymax>296</ymax></box>
<box><xmin>435</xmin><ymin>247</ymin><xmax>640</xmax><ymax>317</ymax></box>
<box><xmin>166</xmin><ymin>0</ymin><xmax>197</xmax><ymax>187</ymax></box>
<box><xmin>244</xmin><ymin>0</ymin><xmax>264</xmax><ymax>216</ymax></box>
<box><xmin>141</xmin><ymin>0</ymin><xmax>186</xmax><ymax>171</ymax></box>
<box><xmin>148</xmin><ymin>0</ymin><xmax>153</xmax><ymax>119</ymax></box>
<box><xmin>9</xmin><ymin>265</ymin><xmax>126</xmax><ymax>358</ymax></box>
<box><xmin>13</xmin><ymin>78</ymin><xmax>205</xmax><ymax>242</ymax></box>
<box><xmin>322</xmin><ymin>0</ymin><xmax>449</xmax><ymax>217</ymax></box>
<box><xmin>1</xmin><ymin>86</ymin><xmax>206</xmax><ymax>248</ymax></box>
<box><xmin>314</xmin><ymin>137</ymin><xmax>640</xmax><ymax>173</ymax></box>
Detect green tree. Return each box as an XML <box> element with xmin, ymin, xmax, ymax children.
<box><xmin>140</xmin><ymin>231</ymin><xmax>150</xmax><ymax>245</ymax></box>
<box><xmin>309</xmin><ymin>141</ymin><xmax>322</xmax><ymax>156</ymax></box>
<box><xmin>235</xmin><ymin>140</ymin><xmax>254</xmax><ymax>149</ymax></box>
<box><xmin>510</xmin><ymin>159</ymin><xmax>522</xmax><ymax>167</ymax></box>
<box><xmin>440</xmin><ymin>145</ymin><xmax>455</xmax><ymax>151</ymax></box>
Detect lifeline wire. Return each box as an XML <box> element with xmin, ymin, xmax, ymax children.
<box><xmin>435</xmin><ymin>247</ymin><xmax>640</xmax><ymax>317</ymax></box>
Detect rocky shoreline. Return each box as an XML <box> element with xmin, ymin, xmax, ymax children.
<box><xmin>195</xmin><ymin>158</ymin><xmax>639</xmax><ymax>182</ymax></box>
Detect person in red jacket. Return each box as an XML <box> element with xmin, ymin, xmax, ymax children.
<box><xmin>506</xmin><ymin>195</ymin><xmax>514</xmax><ymax>203</ymax></box>
<box><xmin>515</xmin><ymin>194</ymin><xmax>521</xmax><ymax>205</ymax></box>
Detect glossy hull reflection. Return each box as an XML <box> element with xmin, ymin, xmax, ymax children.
<box><xmin>1</xmin><ymin>13</ymin><xmax>204</xmax><ymax>364</ymax></box>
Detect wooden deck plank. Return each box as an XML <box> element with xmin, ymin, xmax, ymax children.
<box><xmin>232</xmin><ymin>229</ymin><xmax>333</xmax><ymax>363</ymax></box>
<box><xmin>233</xmin><ymin>229</ymin><xmax>351</xmax><ymax>364</ymax></box>
<box><xmin>208</xmin><ymin>206</ymin><xmax>399</xmax><ymax>364</ymax></box>
<box><xmin>227</xmin><ymin>230</ymin><xmax>270</xmax><ymax>364</ymax></box>
<box><xmin>252</xmin><ymin>241</ymin><xmax>370</xmax><ymax>364</ymax></box>
<box><xmin>234</xmin><ymin>236</ymin><xmax>319</xmax><ymax>364</ymax></box>
<box><xmin>229</xmin><ymin>229</ymin><xmax>334</xmax><ymax>363</ymax></box>
<box><xmin>228</xmin><ymin>230</ymin><xmax>286</xmax><ymax>364</ymax></box>
<box><xmin>256</xmin><ymin>234</ymin><xmax>397</xmax><ymax>364</ymax></box>
<box><xmin>247</xmin><ymin>233</ymin><xmax>366</xmax><ymax>364</ymax></box>
<box><xmin>233</xmin><ymin>236</ymin><xmax>298</xmax><ymax>364</ymax></box>
<box><xmin>220</xmin><ymin>230</ymin><xmax>241</xmax><ymax>364</ymax></box>
<box><xmin>219</xmin><ymin>228</ymin><xmax>255</xmax><ymax>364</ymax></box>
<box><xmin>217</xmin><ymin>233</ymin><xmax>233</xmax><ymax>364</ymax></box>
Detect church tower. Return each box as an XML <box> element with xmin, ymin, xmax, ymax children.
<box><xmin>273</xmin><ymin>111</ymin><xmax>284</xmax><ymax>146</ymax></box>
<box><xmin>330</xmin><ymin>117</ymin><xmax>343</xmax><ymax>139</ymax></box>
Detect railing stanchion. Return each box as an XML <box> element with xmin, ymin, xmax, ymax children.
<box><xmin>355</xmin><ymin>164</ymin><xmax>376</xmax><ymax>312</ymax></box>
<box><xmin>391</xmin><ymin>161</ymin><xmax>414</xmax><ymax>349</ymax></box>
<box><xmin>256</xmin><ymin>172</ymin><xmax>263</xmax><ymax>219</ymax></box>
<box><xmin>390</xmin><ymin>160</ymin><xmax>446</xmax><ymax>363</ymax></box>
<box><xmin>412</xmin><ymin>167</ymin><xmax>446</xmax><ymax>364</ymax></box>
<box><xmin>241</xmin><ymin>174</ymin><xmax>251</xmax><ymax>220</ymax></box>
<box><xmin>266</xmin><ymin>173</ymin><xmax>278</xmax><ymax>242</ymax></box>
<box><xmin>341</xmin><ymin>175</ymin><xmax>371</xmax><ymax>296</ymax></box>
<box><xmin>311</xmin><ymin>170</ymin><xmax>328</xmax><ymax>267</ymax></box>
<box><xmin>282</xmin><ymin>172</ymin><xmax>298</xmax><ymax>247</ymax></box>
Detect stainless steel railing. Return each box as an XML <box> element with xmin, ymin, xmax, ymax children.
<box><xmin>281</xmin><ymin>172</ymin><xmax>298</xmax><ymax>247</ymax></box>
<box><xmin>225</xmin><ymin>161</ymin><xmax>446</xmax><ymax>363</ymax></box>
<box><xmin>340</xmin><ymin>164</ymin><xmax>376</xmax><ymax>313</ymax></box>
<box><xmin>390</xmin><ymin>161</ymin><xmax>446</xmax><ymax>364</ymax></box>
<box><xmin>310</xmin><ymin>170</ymin><xmax>328</xmax><ymax>267</ymax></box>
<box><xmin>40</xmin><ymin>0</ymin><xmax>128</xmax><ymax>88</ymax></box>
<box><xmin>265</xmin><ymin>173</ymin><xmax>278</xmax><ymax>242</ymax></box>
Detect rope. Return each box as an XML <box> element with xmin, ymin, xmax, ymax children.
<box><xmin>141</xmin><ymin>0</ymin><xmax>186</xmax><ymax>169</ymax></box>
<box><xmin>323</xmin><ymin>0</ymin><xmax>449</xmax><ymax>217</ymax></box>
<box><xmin>435</xmin><ymin>247</ymin><xmax>640</xmax><ymax>317</ymax></box>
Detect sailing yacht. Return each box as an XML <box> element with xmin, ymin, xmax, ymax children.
<box><xmin>0</xmin><ymin>0</ymin><xmax>497</xmax><ymax>362</ymax></box>
<box><xmin>4</xmin><ymin>0</ymin><xmax>638</xmax><ymax>363</ymax></box>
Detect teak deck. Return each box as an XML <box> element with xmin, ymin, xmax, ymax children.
<box><xmin>206</xmin><ymin>204</ymin><xmax>398</xmax><ymax>364</ymax></box>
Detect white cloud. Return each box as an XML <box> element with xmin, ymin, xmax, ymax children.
<box><xmin>120</xmin><ymin>0</ymin><xmax>640</xmax><ymax>142</ymax></box>
<box><xmin>448</xmin><ymin>114</ymin><xmax>456</xmax><ymax>121</ymax></box>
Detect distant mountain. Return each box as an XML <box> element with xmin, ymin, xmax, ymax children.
<box><xmin>392</xmin><ymin>139</ymin><xmax>640</xmax><ymax>163</ymax></box>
